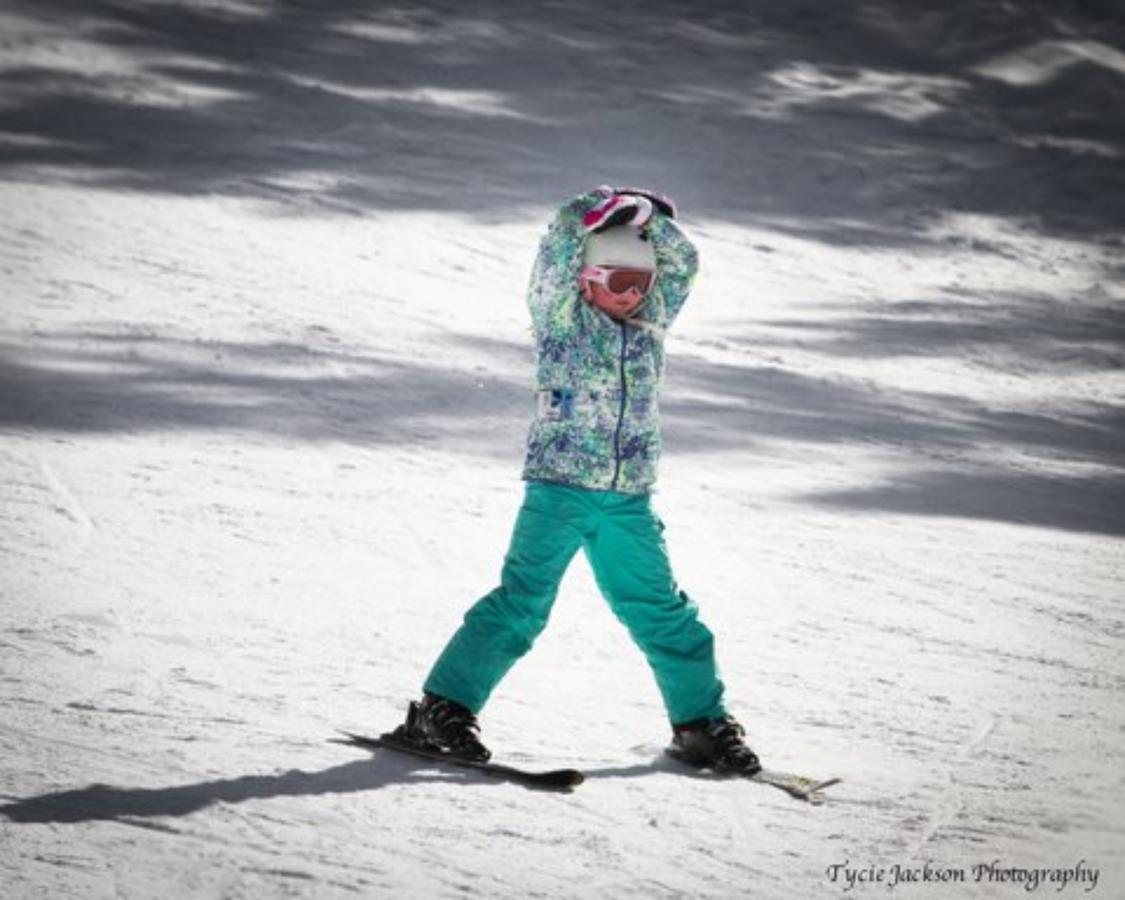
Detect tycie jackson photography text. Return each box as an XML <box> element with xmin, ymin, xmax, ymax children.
<box><xmin>825</xmin><ymin>860</ymin><xmax>1101</xmax><ymax>893</ymax></box>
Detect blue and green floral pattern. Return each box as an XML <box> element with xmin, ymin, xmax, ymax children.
<box><xmin>521</xmin><ymin>190</ymin><xmax>699</xmax><ymax>494</ymax></box>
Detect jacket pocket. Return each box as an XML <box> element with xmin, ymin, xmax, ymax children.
<box><xmin>536</xmin><ymin>388</ymin><xmax>576</xmax><ymax>422</ymax></box>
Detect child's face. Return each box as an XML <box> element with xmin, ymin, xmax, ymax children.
<box><xmin>581</xmin><ymin>278</ymin><xmax>646</xmax><ymax>320</ymax></box>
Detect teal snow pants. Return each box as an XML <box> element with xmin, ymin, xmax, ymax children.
<box><xmin>423</xmin><ymin>482</ymin><xmax>727</xmax><ymax>725</ymax></box>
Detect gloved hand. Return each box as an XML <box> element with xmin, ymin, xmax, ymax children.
<box><xmin>609</xmin><ymin>185</ymin><xmax>677</xmax><ymax>219</ymax></box>
<box><xmin>583</xmin><ymin>192</ymin><xmax>653</xmax><ymax>234</ymax></box>
<box><xmin>582</xmin><ymin>185</ymin><xmax>678</xmax><ymax>233</ymax></box>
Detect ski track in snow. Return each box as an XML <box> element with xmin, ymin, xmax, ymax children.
<box><xmin>2</xmin><ymin>1</ymin><xmax>1124</xmax><ymax>898</ymax></box>
<box><xmin>37</xmin><ymin>457</ymin><xmax>95</xmax><ymax>540</ymax></box>
<box><xmin>911</xmin><ymin>710</ymin><xmax>999</xmax><ymax>856</ymax></box>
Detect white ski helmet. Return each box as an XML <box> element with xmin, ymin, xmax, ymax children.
<box><xmin>584</xmin><ymin>225</ymin><xmax>656</xmax><ymax>269</ymax></box>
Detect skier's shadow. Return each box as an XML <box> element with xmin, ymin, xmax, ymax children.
<box><xmin>582</xmin><ymin>754</ymin><xmax>703</xmax><ymax>782</ymax></box>
<box><xmin>0</xmin><ymin>751</ymin><xmax>545</xmax><ymax>825</ymax></box>
<box><xmin>0</xmin><ymin>751</ymin><xmax>690</xmax><ymax>825</ymax></box>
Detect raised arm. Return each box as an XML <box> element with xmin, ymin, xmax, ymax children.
<box><xmin>525</xmin><ymin>191</ymin><xmax>596</xmax><ymax>340</ymax></box>
<box><xmin>644</xmin><ymin>213</ymin><xmax>699</xmax><ymax>330</ymax></box>
<box><xmin>526</xmin><ymin>187</ymin><xmax>700</xmax><ymax>336</ymax></box>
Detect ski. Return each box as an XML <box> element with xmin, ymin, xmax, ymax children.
<box><xmin>333</xmin><ymin>730</ymin><xmax>585</xmax><ymax>792</ymax></box>
<box><xmin>748</xmin><ymin>769</ymin><xmax>841</xmax><ymax>804</ymax></box>
<box><xmin>666</xmin><ymin>749</ymin><xmax>841</xmax><ymax>803</ymax></box>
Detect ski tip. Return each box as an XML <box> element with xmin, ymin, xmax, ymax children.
<box><xmin>332</xmin><ymin>730</ymin><xmax>388</xmax><ymax>750</ymax></box>
<box><xmin>552</xmin><ymin>770</ymin><xmax>585</xmax><ymax>789</ymax></box>
<box><xmin>784</xmin><ymin>776</ymin><xmax>842</xmax><ymax>803</ymax></box>
<box><xmin>332</xmin><ymin>730</ymin><xmax>364</xmax><ymax>743</ymax></box>
<box><xmin>531</xmin><ymin>771</ymin><xmax>584</xmax><ymax>791</ymax></box>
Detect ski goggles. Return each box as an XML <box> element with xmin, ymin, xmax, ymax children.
<box><xmin>579</xmin><ymin>265</ymin><xmax>655</xmax><ymax>296</ymax></box>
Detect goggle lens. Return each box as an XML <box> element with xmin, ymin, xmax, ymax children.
<box><xmin>581</xmin><ymin>265</ymin><xmax>654</xmax><ymax>296</ymax></box>
<box><xmin>606</xmin><ymin>269</ymin><xmax>653</xmax><ymax>294</ymax></box>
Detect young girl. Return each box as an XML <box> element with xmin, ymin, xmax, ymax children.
<box><xmin>399</xmin><ymin>186</ymin><xmax>759</xmax><ymax>774</ymax></box>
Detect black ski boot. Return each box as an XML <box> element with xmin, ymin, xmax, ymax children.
<box><xmin>669</xmin><ymin>715</ymin><xmax>761</xmax><ymax>775</ymax></box>
<box><xmin>403</xmin><ymin>693</ymin><xmax>491</xmax><ymax>762</ymax></box>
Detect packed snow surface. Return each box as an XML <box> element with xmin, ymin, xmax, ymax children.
<box><xmin>1</xmin><ymin>1</ymin><xmax>1123</xmax><ymax>897</ymax></box>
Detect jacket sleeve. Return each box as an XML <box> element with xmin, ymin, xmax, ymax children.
<box><xmin>526</xmin><ymin>191</ymin><xmax>598</xmax><ymax>339</ymax></box>
<box><xmin>526</xmin><ymin>190</ymin><xmax>700</xmax><ymax>336</ymax></box>
<box><xmin>645</xmin><ymin>214</ymin><xmax>699</xmax><ymax>330</ymax></box>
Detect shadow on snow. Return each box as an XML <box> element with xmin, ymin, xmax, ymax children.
<box><xmin>0</xmin><ymin>754</ymin><xmax>674</xmax><ymax>824</ymax></box>
<box><xmin>0</xmin><ymin>0</ymin><xmax>1122</xmax><ymax>243</ymax></box>
<box><xmin>2</xmin><ymin>327</ymin><xmax>1122</xmax><ymax>535</ymax></box>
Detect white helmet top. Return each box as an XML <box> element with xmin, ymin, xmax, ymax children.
<box><xmin>583</xmin><ymin>226</ymin><xmax>656</xmax><ymax>269</ymax></box>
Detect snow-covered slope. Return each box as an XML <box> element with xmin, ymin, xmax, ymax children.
<box><xmin>2</xmin><ymin>2</ymin><xmax>1123</xmax><ymax>897</ymax></box>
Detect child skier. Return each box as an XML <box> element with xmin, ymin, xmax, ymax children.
<box><xmin>399</xmin><ymin>186</ymin><xmax>760</xmax><ymax>774</ymax></box>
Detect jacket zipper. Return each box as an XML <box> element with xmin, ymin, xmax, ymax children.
<box><xmin>610</xmin><ymin>320</ymin><xmax>628</xmax><ymax>491</ymax></box>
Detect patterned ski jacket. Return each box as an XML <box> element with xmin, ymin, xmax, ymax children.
<box><xmin>521</xmin><ymin>190</ymin><xmax>699</xmax><ymax>494</ymax></box>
